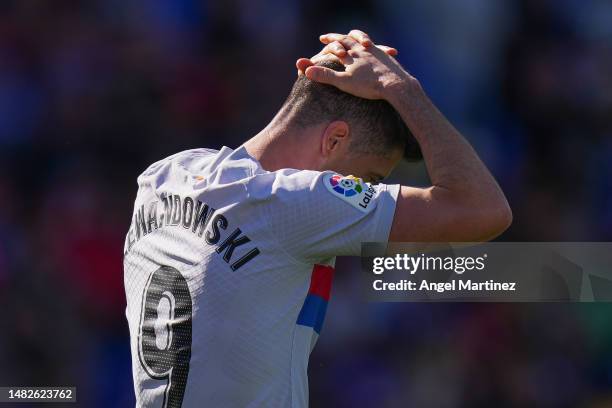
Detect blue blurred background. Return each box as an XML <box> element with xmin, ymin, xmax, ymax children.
<box><xmin>1</xmin><ymin>0</ymin><xmax>612</xmax><ymax>406</ymax></box>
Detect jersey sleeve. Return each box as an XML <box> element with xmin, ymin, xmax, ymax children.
<box><xmin>246</xmin><ymin>169</ymin><xmax>400</xmax><ymax>263</ymax></box>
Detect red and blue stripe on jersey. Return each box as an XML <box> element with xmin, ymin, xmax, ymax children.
<box><xmin>296</xmin><ymin>264</ymin><xmax>335</xmax><ymax>334</ymax></box>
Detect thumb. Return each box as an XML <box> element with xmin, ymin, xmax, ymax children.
<box><xmin>305</xmin><ymin>66</ymin><xmax>348</xmax><ymax>86</ymax></box>
<box><xmin>295</xmin><ymin>58</ymin><xmax>313</xmax><ymax>76</ymax></box>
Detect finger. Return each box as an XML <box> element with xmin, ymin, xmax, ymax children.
<box><xmin>324</xmin><ymin>40</ymin><xmax>347</xmax><ymax>57</ymax></box>
<box><xmin>318</xmin><ymin>52</ymin><xmax>354</xmax><ymax>67</ymax></box>
<box><xmin>377</xmin><ymin>45</ymin><xmax>398</xmax><ymax>56</ymax></box>
<box><xmin>305</xmin><ymin>66</ymin><xmax>349</xmax><ymax>87</ymax></box>
<box><xmin>311</xmin><ymin>53</ymin><xmax>347</xmax><ymax>67</ymax></box>
<box><xmin>346</xmin><ymin>48</ymin><xmax>365</xmax><ymax>58</ymax></box>
<box><xmin>348</xmin><ymin>29</ymin><xmax>373</xmax><ymax>47</ymax></box>
<box><xmin>319</xmin><ymin>33</ymin><xmax>360</xmax><ymax>50</ymax></box>
<box><xmin>319</xmin><ymin>33</ymin><xmax>344</xmax><ymax>44</ymax></box>
<box><xmin>296</xmin><ymin>58</ymin><xmax>314</xmax><ymax>75</ymax></box>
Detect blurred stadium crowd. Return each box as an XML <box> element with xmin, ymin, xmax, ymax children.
<box><xmin>1</xmin><ymin>0</ymin><xmax>611</xmax><ymax>406</ymax></box>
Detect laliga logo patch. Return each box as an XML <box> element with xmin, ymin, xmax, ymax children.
<box><xmin>323</xmin><ymin>174</ymin><xmax>377</xmax><ymax>213</ymax></box>
<box><xmin>329</xmin><ymin>174</ymin><xmax>363</xmax><ymax>197</ymax></box>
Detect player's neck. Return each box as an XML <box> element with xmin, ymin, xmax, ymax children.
<box><xmin>243</xmin><ymin>112</ymin><xmax>320</xmax><ymax>172</ymax></box>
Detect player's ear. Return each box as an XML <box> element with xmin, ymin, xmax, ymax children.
<box><xmin>321</xmin><ymin>120</ymin><xmax>350</xmax><ymax>157</ymax></box>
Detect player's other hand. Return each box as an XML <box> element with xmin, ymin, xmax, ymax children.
<box><xmin>295</xmin><ymin>29</ymin><xmax>416</xmax><ymax>100</ymax></box>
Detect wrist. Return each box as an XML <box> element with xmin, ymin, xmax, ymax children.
<box><xmin>384</xmin><ymin>74</ymin><xmax>423</xmax><ymax>107</ymax></box>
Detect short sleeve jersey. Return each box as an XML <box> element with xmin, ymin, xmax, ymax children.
<box><xmin>123</xmin><ymin>146</ymin><xmax>399</xmax><ymax>408</ymax></box>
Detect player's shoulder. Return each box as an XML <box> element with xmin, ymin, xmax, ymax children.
<box><xmin>245</xmin><ymin>167</ymin><xmax>319</xmax><ymax>197</ymax></box>
<box><xmin>139</xmin><ymin>148</ymin><xmax>218</xmax><ymax>178</ymax></box>
<box><xmin>248</xmin><ymin>169</ymin><xmax>382</xmax><ymax>213</ymax></box>
<box><xmin>134</xmin><ymin>148</ymin><xmax>227</xmax><ymax>190</ymax></box>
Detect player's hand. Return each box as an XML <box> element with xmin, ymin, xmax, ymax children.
<box><xmin>296</xmin><ymin>29</ymin><xmax>397</xmax><ymax>76</ymax></box>
<box><xmin>296</xmin><ymin>30</ymin><xmax>415</xmax><ymax>100</ymax></box>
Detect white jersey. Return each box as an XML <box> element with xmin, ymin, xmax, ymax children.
<box><xmin>123</xmin><ymin>146</ymin><xmax>399</xmax><ymax>408</ymax></box>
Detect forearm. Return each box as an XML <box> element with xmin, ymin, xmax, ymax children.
<box><xmin>387</xmin><ymin>79</ymin><xmax>512</xmax><ymax>241</ymax></box>
<box><xmin>387</xmin><ymin>79</ymin><xmax>512</xmax><ymax>235</ymax></box>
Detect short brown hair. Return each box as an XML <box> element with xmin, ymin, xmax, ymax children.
<box><xmin>283</xmin><ymin>60</ymin><xmax>422</xmax><ymax>161</ymax></box>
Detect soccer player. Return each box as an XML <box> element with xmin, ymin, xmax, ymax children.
<box><xmin>123</xmin><ymin>30</ymin><xmax>511</xmax><ymax>407</ymax></box>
